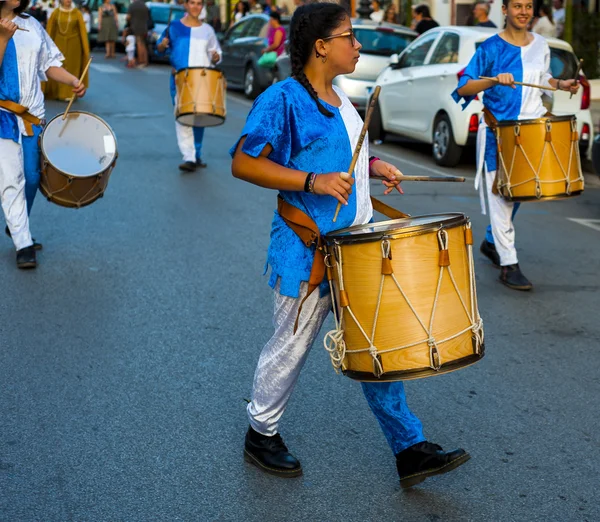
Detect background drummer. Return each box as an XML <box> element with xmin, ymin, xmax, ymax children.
<box><xmin>0</xmin><ymin>0</ymin><xmax>86</xmax><ymax>269</ymax></box>
<box><xmin>156</xmin><ymin>0</ymin><xmax>221</xmax><ymax>173</ymax></box>
<box><xmin>452</xmin><ymin>0</ymin><xmax>578</xmax><ymax>291</ymax></box>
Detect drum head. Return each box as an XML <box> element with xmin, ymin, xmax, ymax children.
<box><xmin>41</xmin><ymin>112</ymin><xmax>117</xmax><ymax>178</ymax></box>
<box><xmin>325</xmin><ymin>213</ymin><xmax>468</xmax><ymax>243</ymax></box>
<box><xmin>176</xmin><ymin>113</ymin><xmax>225</xmax><ymax>127</ymax></box>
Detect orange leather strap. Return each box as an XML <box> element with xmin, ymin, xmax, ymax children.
<box><xmin>0</xmin><ymin>99</ymin><xmax>42</xmax><ymax>137</ymax></box>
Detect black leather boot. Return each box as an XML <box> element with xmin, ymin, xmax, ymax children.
<box><xmin>500</xmin><ymin>264</ymin><xmax>533</xmax><ymax>291</ymax></box>
<box><xmin>396</xmin><ymin>441</ymin><xmax>470</xmax><ymax>489</ymax></box>
<box><xmin>244</xmin><ymin>426</ymin><xmax>302</xmax><ymax>478</ymax></box>
<box><xmin>480</xmin><ymin>239</ymin><xmax>500</xmax><ymax>267</ymax></box>
<box><xmin>5</xmin><ymin>226</ymin><xmax>42</xmax><ymax>250</ymax></box>
<box><xmin>16</xmin><ymin>246</ymin><xmax>37</xmax><ymax>269</ymax></box>
<box><xmin>178</xmin><ymin>161</ymin><xmax>197</xmax><ymax>172</ymax></box>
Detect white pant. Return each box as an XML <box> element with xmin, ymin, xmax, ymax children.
<box><xmin>175</xmin><ymin>121</ymin><xmax>203</xmax><ymax>163</ymax></box>
<box><xmin>0</xmin><ymin>138</ymin><xmax>33</xmax><ymax>250</ymax></box>
<box><xmin>485</xmin><ymin>168</ymin><xmax>518</xmax><ymax>266</ymax></box>
<box><xmin>126</xmin><ymin>50</ymin><xmax>135</xmax><ymax>61</ymax></box>
<box><xmin>248</xmin><ymin>282</ymin><xmax>331</xmax><ymax>436</ymax></box>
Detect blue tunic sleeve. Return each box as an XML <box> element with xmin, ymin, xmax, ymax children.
<box><xmin>230</xmin><ymin>86</ymin><xmax>291</xmax><ymax>167</ymax></box>
<box><xmin>452</xmin><ymin>44</ymin><xmax>489</xmax><ymax>109</ymax></box>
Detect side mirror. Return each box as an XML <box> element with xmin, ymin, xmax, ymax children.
<box><xmin>389</xmin><ymin>53</ymin><xmax>401</xmax><ymax>69</ymax></box>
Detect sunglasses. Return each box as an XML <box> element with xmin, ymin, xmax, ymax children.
<box><xmin>322</xmin><ymin>29</ymin><xmax>356</xmax><ymax>47</ymax></box>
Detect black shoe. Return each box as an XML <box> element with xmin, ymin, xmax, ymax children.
<box><xmin>196</xmin><ymin>158</ymin><xmax>207</xmax><ymax>168</ymax></box>
<box><xmin>179</xmin><ymin>161</ymin><xmax>197</xmax><ymax>172</ymax></box>
<box><xmin>5</xmin><ymin>226</ymin><xmax>42</xmax><ymax>250</ymax></box>
<box><xmin>480</xmin><ymin>239</ymin><xmax>500</xmax><ymax>268</ymax></box>
<box><xmin>500</xmin><ymin>264</ymin><xmax>532</xmax><ymax>291</ymax></box>
<box><xmin>396</xmin><ymin>441</ymin><xmax>470</xmax><ymax>489</ymax></box>
<box><xmin>16</xmin><ymin>246</ymin><xmax>37</xmax><ymax>269</ymax></box>
<box><xmin>244</xmin><ymin>426</ymin><xmax>302</xmax><ymax>478</ymax></box>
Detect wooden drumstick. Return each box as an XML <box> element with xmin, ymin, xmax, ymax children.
<box><xmin>371</xmin><ymin>174</ymin><xmax>466</xmax><ymax>182</ymax></box>
<box><xmin>479</xmin><ymin>76</ymin><xmax>557</xmax><ymax>92</ymax></box>
<box><xmin>16</xmin><ymin>27</ymin><xmax>29</xmax><ymax>32</ymax></box>
<box><xmin>62</xmin><ymin>57</ymin><xmax>92</xmax><ymax>120</ymax></box>
<box><xmin>569</xmin><ymin>59</ymin><xmax>583</xmax><ymax>100</ymax></box>
<box><xmin>333</xmin><ymin>85</ymin><xmax>381</xmax><ymax>223</ymax></box>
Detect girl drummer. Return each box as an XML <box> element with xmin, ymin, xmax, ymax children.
<box><xmin>231</xmin><ymin>2</ymin><xmax>470</xmax><ymax>488</ymax></box>
<box><xmin>156</xmin><ymin>0</ymin><xmax>221</xmax><ymax>173</ymax></box>
<box><xmin>453</xmin><ymin>0</ymin><xmax>578</xmax><ymax>290</ymax></box>
<box><xmin>0</xmin><ymin>0</ymin><xmax>86</xmax><ymax>269</ymax></box>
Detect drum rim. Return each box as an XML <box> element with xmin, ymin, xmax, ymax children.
<box><xmin>174</xmin><ymin>66</ymin><xmax>223</xmax><ymax>74</ymax></box>
<box><xmin>496</xmin><ymin>114</ymin><xmax>576</xmax><ymax>127</ymax></box>
<box><xmin>324</xmin><ymin>212</ymin><xmax>469</xmax><ymax>243</ymax></box>
<box><xmin>40</xmin><ymin>111</ymin><xmax>118</xmax><ymax>179</ymax></box>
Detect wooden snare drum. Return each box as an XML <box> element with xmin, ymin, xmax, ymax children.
<box><xmin>323</xmin><ymin>214</ymin><xmax>484</xmax><ymax>382</ymax></box>
<box><xmin>174</xmin><ymin>67</ymin><xmax>226</xmax><ymax>127</ymax></box>
<box><xmin>495</xmin><ymin>115</ymin><xmax>584</xmax><ymax>201</ymax></box>
<box><xmin>39</xmin><ymin>112</ymin><xmax>118</xmax><ymax>209</ymax></box>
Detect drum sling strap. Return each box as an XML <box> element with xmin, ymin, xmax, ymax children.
<box><xmin>0</xmin><ymin>100</ymin><xmax>43</xmax><ymax>136</ymax></box>
<box><xmin>277</xmin><ymin>195</ymin><xmax>409</xmax><ymax>334</ymax></box>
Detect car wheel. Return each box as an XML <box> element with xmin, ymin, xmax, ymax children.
<box><xmin>244</xmin><ymin>64</ymin><xmax>260</xmax><ymax>99</ymax></box>
<box><xmin>432</xmin><ymin>114</ymin><xmax>462</xmax><ymax>167</ymax></box>
<box><xmin>368</xmin><ymin>100</ymin><xmax>386</xmax><ymax>143</ymax></box>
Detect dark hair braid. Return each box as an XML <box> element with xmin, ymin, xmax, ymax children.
<box><xmin>289</xmin><ymin>3</ymin><xmax>349</xmax><ymax>118</ymax></box>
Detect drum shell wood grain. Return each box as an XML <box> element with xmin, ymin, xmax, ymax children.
<box><xmin>324</xmin><ymin>216</ymin><xmax>484</xmax><ymax>381</ymax></box>
<box><xmin>174</xmin><ymin>67</ymin><xmax>226</xmax><ymax>127</ymax></box>
<box><xmin>496</xmin><ymin>116</ymin><xmax>584</xmax><ymax>201</ymax></box>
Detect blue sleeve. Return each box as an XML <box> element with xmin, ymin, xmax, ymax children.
<box><xmin>156</xmin><ymin>25</ymin><xmax>170</xmax><ymax>57</ymax></box>
<box><xmin>451</xmin><ymin>44</ymin><xmax>489</xmax><ymax>109</ymax></box>
<box><xmin>229</xmin><ymin>86</ymin><xmax>291</xmax><ymax>166</ymax></box>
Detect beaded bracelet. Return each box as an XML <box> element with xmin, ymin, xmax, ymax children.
<box><xmin>308</xmin><ymin>172</ymin><xmax>317</xmax><ymax>193</ymax></box>
<box><xmin>369</xmin><ymin>156</ymin><xmax>381</xmax><ymax>176</ymax></box>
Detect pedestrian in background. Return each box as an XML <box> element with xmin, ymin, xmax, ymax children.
<box><xmin>43</xmin><ymin>0</ymin><xmax>90</xmax><ymax>101</ymax></box>
<box><xmin>248</xmin><ymin>0</ymin><xmax>262</xmax><ymax>14</ymax></box>
<box><xmin>205</xmin><ymin>0</ymin><xmax>220</xmax><ymax>31</ymax></box>
<box><xmin>411</xmin><ymin>4</ymin><xmax>439</xmax><ymax>34</ymax></box>
<box><xmin>473</xmin><ymin>1</ymin><xmax>496</xmax><ymax>27</ymax></box>
<box><xmin>81</xmin><ymin>4</ymin><xmax>91</xmax><ymax>33</ymax></box>
<box><xmin>123</xmin><ymin>26</ymin><xmax>136</xmax><ymax>67</ymax></box>
<box><xmin>369</xmin><ymin>0</ymin><xmax>383</xmax><ymax>22</ymax></box>
<box><xmin>383</xmin><ymin>4</ymin><xmax>400</xmax><ymax>24</ymax></box>
<box><xmin>127</xmin><ymin>0</ymin><xmax>150</xmax><ymax>68</ymax></box>
<box><xmin>231</xmin><ymin>0</ymin><xmax>247</xmax><ymax>26</ymax></box>
<box><xmin>97</xmin><ymin>0</ymin><xmax>118</xmax><ymax>58</ymax></box>
<box><xmin>553</xmin><ymin>0</ymin><xmax>564</xmax><ymax>38</ymax></box>
<box><xmin>532</xmin><ymin>4</ymin><xmax>555</xmax><ymax>38</ymax></box>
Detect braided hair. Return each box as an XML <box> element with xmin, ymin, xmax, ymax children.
<box><xmin>289</xmin><ymin>2</ymin><xmax>349</xmax><ymax>117</ymax></box>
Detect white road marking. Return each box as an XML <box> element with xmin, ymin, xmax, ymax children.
<box><xmin>567</xmin><ymin>218</ymin><xmax>600</xmax><ymax>232</ymax></box>
<box><xmin>90</xmin><ymin>63</ymin><xmax>123</xmax><ymax>74</ymax></box>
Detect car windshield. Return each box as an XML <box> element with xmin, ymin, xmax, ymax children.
<box><xmin>354</xmin><ymin>28</ymin><xmax>414</xmax><ymax>56</ymax></box>
<box><xmin>474</xmin><ymin>41</ymin><xmax>579</xmax><ymax>79</ymax></box>
<box><xmin>150</xmin><ymin>7</ymin><xmax>185</xmax><ymax>25</ymax></box>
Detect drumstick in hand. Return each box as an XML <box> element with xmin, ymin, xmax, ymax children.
<box><xmin>479</xmin><ymin>76</ymin><xmax>557</xmax><ymax>91</ymax></box>
<box><xmin>570</xmin><ymin>59</ymin><xmax>583</xmax><ymax>100</ymax></box>
<box><xmin>333</xmin><ymin>86</ymin><xmax>381</xmax><ymax>223</ymax></box>
<box><xmin>63</xmin><ymin>57</ymin><xmax>92</xmax><ymax>120</ymax></box>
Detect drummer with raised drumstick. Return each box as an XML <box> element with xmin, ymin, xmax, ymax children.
<box><xmin>156</xmin><ymin>0</ymin><xmax>221</xmax><ymax>172</ymax></box>
<box><xmin>0</xmin><ymin>0</ymin><xmax>86</xmax><ymax>269</ymax></box>
<box><xmin>452</xmin><ymin>0</ymin><xmax>578</xmax><ymax>291</ymax></box>
<box><xmin>231</xmin><ymin>2</ymin><xmax>470</xmax><ymax>488</ymax></box>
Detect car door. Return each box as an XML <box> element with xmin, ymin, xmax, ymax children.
<box><xmin>231</xmin><ymin>17</ymin><xmax>267</xmax><ymax>81</ymax></box>
<box><xmin>379</xmin><ymin>31</ymin><xmax>439</xmax><ymax>135</ymax></box>
<box><xmin>408</xmin><ymin>31</ymin><xmax>460</xmax><ymax>137</ymax></box>
<box><xmin>220</xmin><ymin>19</ymin><xmax>253</xmax><ymax>83</ymax></box>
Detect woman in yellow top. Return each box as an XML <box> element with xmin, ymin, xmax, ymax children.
<box><xmin>43</xmin><ymin>0</ymin><xmax>90</xmax><ymax>101</ymax></box>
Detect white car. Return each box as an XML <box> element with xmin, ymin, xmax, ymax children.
<box><xmin>368</xmin><ymin>26</ymin><xmax>594</xmax><ymax>167</ymax></box>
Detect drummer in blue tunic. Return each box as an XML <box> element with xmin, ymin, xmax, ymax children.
<box><xmin>157</xmin><ymin>0</ymin><xmax>221</xmax><ymax>172</ymax></box>
<box><xmin>231</xmin><ymin>2</ymin><xmax>471</xmax><ymax>488</ymax></box>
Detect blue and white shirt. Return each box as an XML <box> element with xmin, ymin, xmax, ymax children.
<box><xmin>230</xmin><ymin>79</ymin><xmax>372</xmax><ymax>298</ymax></box>
<box><xmin>0</xmin><ymin>15</ymin><xmax>63</xmax><ymax>143</ymax></box>
<box><xmin>157</xmin><ymin>20</ymin><xmax>222</xmax><ymax>102</ymax></box>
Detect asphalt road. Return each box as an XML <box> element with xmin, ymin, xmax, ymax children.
<box><xmin>1</xmin><ymin>56</ymin><xmax>599</xmax><ymax>521</ymax></box>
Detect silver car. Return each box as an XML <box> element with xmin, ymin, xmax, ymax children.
<box><xmin>275</xmin><ymin>19</ymin><xmax>416</xmax><ymax>113</ymax></box>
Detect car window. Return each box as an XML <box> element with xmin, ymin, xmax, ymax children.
<box><xmin>353</xmin><ymin>28</ymin><xmax>415</xmax><ymax>57</ymax></box>
<box><xmin>429</xmin><ymin>33</ymin><xmax>459</xmax><ymax>65</ymax></box>
<box><xmin>398</xmin><ymin>32</ymin><xmax>438</xmax><ymax>68</ymax></box>
<box><xmin>226</xmin><ymin>19</ymin><xmax>251</xmax><ymax>41</ymax></box>
<box><xmin>149</xmin><ymin>7</ymin><xmax>184</xmax><ymax>25</ymax></box>
<box><xmin>245</xmin><ymin>18</ymin><xmax>267</xmax><ymax>37</ymax></box>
